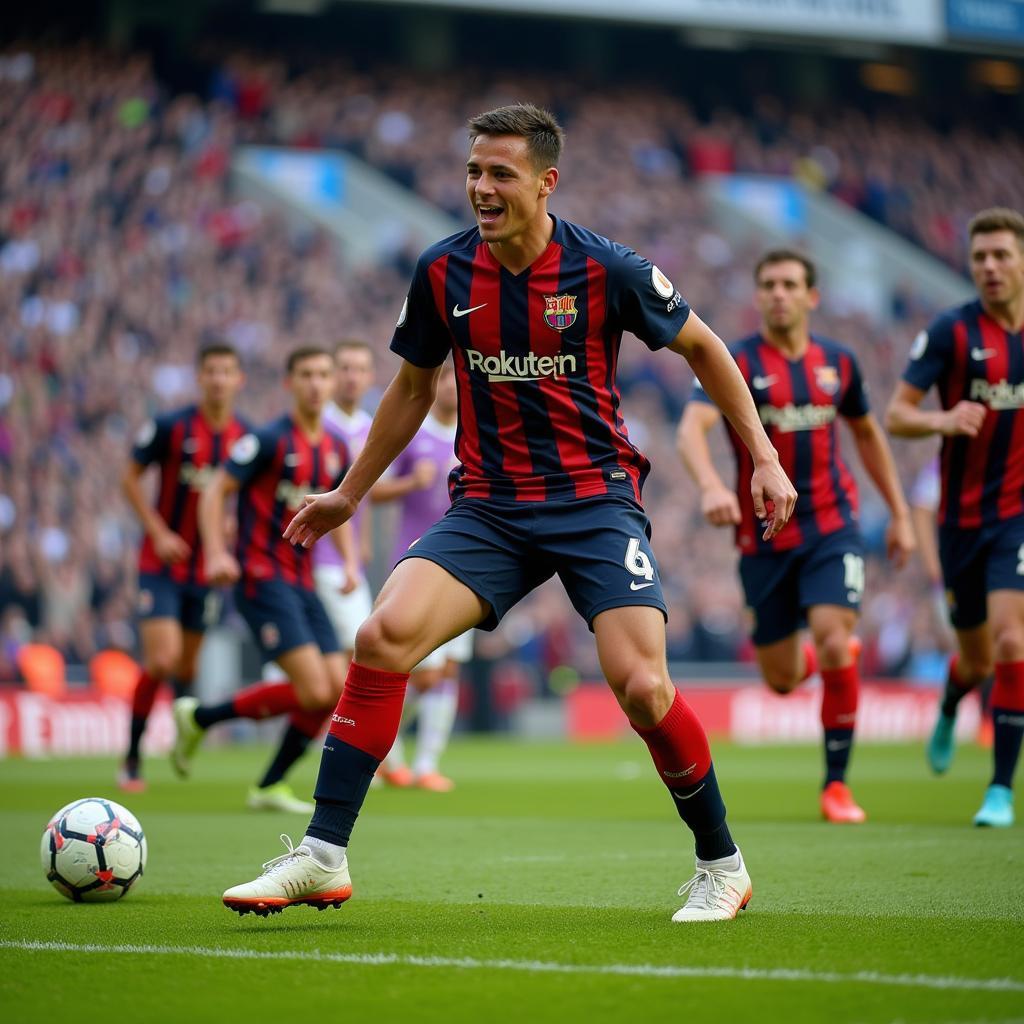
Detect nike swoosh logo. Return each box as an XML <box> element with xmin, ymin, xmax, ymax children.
<box><xmin>630</xmin><ymin>581</ymin><xmax>655</xmax><ymax>591</ymax></box>
<box><xmin>971</xmin><ymin>348</ymin><xmax>996</xmax><ymax>360</ymax></box>
<box><xmin>452</xmin><ymin>303</ymin><xmax>487</xmax><ymax>319</ymax></box>
<box><xmin>671</xmin><ymin>784</ymin><xmax>705</xmax><ymax>802</ymax></box>
<box><xmin>752</xmin><ymin>375</ymin><xmax>778</xmax><ymax>389</ymax></box>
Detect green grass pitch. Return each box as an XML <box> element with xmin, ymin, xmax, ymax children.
<box><xmin>1</xmin><ymin>737</ymin><xmax>1022</xmax><ymax>1024</ymax></box>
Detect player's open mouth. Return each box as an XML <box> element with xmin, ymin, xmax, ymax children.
<box><xmin>477</xmin><ymin>205</ymin><xmax>504</xmax><ymax>224</ymax></box>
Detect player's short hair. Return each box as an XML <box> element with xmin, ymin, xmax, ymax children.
<box><xmin>754</xmin><ymin>249</ymin><xmax>817</xmax><ymax>289</ymax></box>
<box><xmin>968</xmin><ymin>207</ymin><xmax>1024</xmax><ymax>247</ymax></box>
<box><xmin>196</xmin><ymin>341</ymin><xmax>241</xmax><ymax>366</ymax></box>
<box><xmin>334</xmin><ymin>339</ymin><xmax>374</xmax><ymax>360</ymax></box>
<box><xmin>286</xmin><ymin>346</ymin><xmax>332</xmax><ymax>373</ymax></box>
<box><xmin>467</xmin><ymin>103</ymin><xmax>564</xmax><ymax>170</ymax></box>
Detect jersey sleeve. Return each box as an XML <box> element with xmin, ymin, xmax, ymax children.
<box><xmin>224</xmin><ymin>427</ymin><xmax>275</xmax><ymax>486</ymax></box>
<box><xmin>838</xmin><ymin>351</ymin><xmax>871</xmax><ymax>418</ymax></box>
<box><xmin>607</xmin><ymin>246</ymin><xmax>691</xmax><ymax>351</ymax></box>
<box><xmin>389</xmin><ymin>253</ymin><xmax>452</xmax><ymax>368</ymax></box>
<box><xmin>131</xmin><ymin>413</ymin><xmax>173</xmax><ymax>467</ymax></box>
<box><xmin>902</xmin><ymin>315</ymin><xmax>955</xmax><ymax>393</ymax></box>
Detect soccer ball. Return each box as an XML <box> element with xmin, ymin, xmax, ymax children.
<box><xmin>40</xmin><ymin>797</ymin><xmax>147</xmax><ymax>902</ymax></box>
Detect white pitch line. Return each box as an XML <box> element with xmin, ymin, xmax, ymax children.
<box><xmin>1</xmin><ymin>940</ymin><xmax>1022</xmax><ymax>993</ymax></box>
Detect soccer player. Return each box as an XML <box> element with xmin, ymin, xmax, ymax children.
<box><xmin>886</xmin><ymin>207</ymin><xmax>1024</xmax><ymax>828</ymax></box>
<box><xmin>677</xmin><ymin>250</ymin><xmax>915</xmax><ymax>824</ymax></box>
<box><xmin>118</xmin><ymin>342</ymin><xmax>248</xmax><ymax>792</ymax></box>
<box><xmin>312</xmin><ymin>341</ymin><xmax>376</xmax><ymax>660</ymax></box>
<box><xmin>371</xmin><ymin>362</ymin><xmax>466</xmax><ymax>792</ymax></box>
<box><xmin>171</xmin><ymin>347</ymin><xmax>357</xmax><ymax>813</ymax></box>
<box><xmin>222</xmin><ymin>104</ymin><xmax>797</xmax><ymax>922</ymax></box>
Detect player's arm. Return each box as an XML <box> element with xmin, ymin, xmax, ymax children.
<box><xmin>285</xmin><ymin>360</ymin><xmax>439</xmax><ymax>548</ymax></box>
<box><xmin>676</xmin><ymin>401</ymin><xmax>741</xmax><ymax>527</ymax></box>
<box><xmin>329</xmin><ymin>521</ymin><xmax>361</xmax><ymax>594</ymax></box>
<box><xmin>884</xmin><ymin>381</ymin><xmax>986</xmax><ymax>439</ymax></box>
<box><xmin>669</xmin><ymin>314</ymin><xmax>796</xmax><ymax>539</ymax></box>
<box><xmin>844</xmin><ymin>413</ymin><xmax>915</xmax><ymax>567</ymax></box>
<box><xmin>121</xmin><ymin>461</ymin><xmax>191</xmax><ymax>565</ymax></box>
<box><xmin>197</xmin><ymin>467</ymin><xmax>242</xmax><ymax>586</ymax></box>
<box><xmin>911</xmin><ymin>501</ymin><xmax>942</xmax><ymax>587</ymax></box>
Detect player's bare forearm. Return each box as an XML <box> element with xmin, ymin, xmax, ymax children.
<box><xmin>884</xmin><ymin>382</ymin><xmax>948</xmax><ymax>438</ymax></box>
<box><xmin>198</xmin><ymin>469</ymin><xmax>235</xmax><ymax>559</ymax></box>
<box><xmin>676</xmin><ymin>403</ymin><xmax>728</xmax><ymax>492</ymax></box>
<box><xmin>121</xmin><ymin>463</ymin><xmax>166</xmax><ymax>540</ymax></box>
<box><xmin>849</xmin><ymin>415</ymin><xmax>912</xmax><ymax>521</ymax></box>
<box><xmin>669</xmin><ymin>314</ymin><xmax>776</xmax><ymax>465</ymax></box>
<box><xmin>911</xmin><ymin>504</ymin><xmax>942</xmax><ymax>585</ymax></box>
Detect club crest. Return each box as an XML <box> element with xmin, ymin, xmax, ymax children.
<box><xmin>543</xmin><ymin>294</ymin><xmax>578</xmax><ymax>332</ymax></box>
<box><xmin>814</xmin><ymin>365</ymin><xmax>840</xmax><ymax>396</ymax></box>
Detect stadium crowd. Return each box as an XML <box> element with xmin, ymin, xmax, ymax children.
<box><xmin>0</xmin><ymin>42</ymin><xmax>976</xmax><ymax>686</ymax></box>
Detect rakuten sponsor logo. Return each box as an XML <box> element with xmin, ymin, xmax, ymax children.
<box><xmin>759</xmin><ymin>403</ymin><xmax>837</xmax><ymax>433</ymax></box>
<box><xmin>467</xmin><ymin>349</ymin><xmax>577</xmax><ymax>383</ymax></box>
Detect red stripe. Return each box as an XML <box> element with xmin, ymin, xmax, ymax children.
<box><xmin>246</xmin><ymin>436</ymin><xmax>285</xmax><ymax>584</ymax></box>
<box><xmin>732</xmin><ymin>352</ymin><xmax>757</xmax><ymax>553</ymax></box>
<box><xmin>958</xmin><ymin>315</ymin><xmax>1005</xmax><ymax>528</ymax></box>
<box><xmin>181</xmin><ymin>413</ymin><xmax>214</xmax><ymax>585</ymax></box>
<box><xmin>761</xmin><ymin>344</ymin><xmax>803</xmax><ymax>551</ymax></box>
<box><xmin>939</xmin><ymin>321</ymin><xmax>969</xmax><ymax>524</ymax></box>
<box><xmin>803</xmin><ymin>345</ymin><xmax>845</xmax><ymax>537</ymax></box>
<box><xmin>988</xmin><ymin>314</ymin><xmax>1024</xmax><ymax>520</ymax></box>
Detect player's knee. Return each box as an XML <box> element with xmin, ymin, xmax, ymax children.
<box><xmin>959</xmin><ymin>652</ymin><xmax>994</xmax><ymax>683</ymax></box>
<box><xmin>991</xmin><ymin>622</ymin><xmax>1024</xmax><ymax>665</ymax></box>
<box><xmin>612</xmin><ymin>668</ymin><xmax>671</xmax><ymax>720</ymax></box>
<box><xmin>354</xmin><ymin>613</ymin><xmax>414</xmax><ymax>670</ymax></box>
<box><xmin>814</xmin><ymin>629</ymin><xmax>852</xmax><ymax>670</ymax></box>
<box><xmin>762</xmin><ymin>665</ymin><xmax>802</xmax><ymax>694</ymax></box>
<box><xmin>296</xmin><ymin>681</ymin><xmax>332</xmax><ymax>711</ymax></box>
<box><xmin>144</xmin><ymin>651</ymin><xmax>180</xmax><ymax>681</ymax></box>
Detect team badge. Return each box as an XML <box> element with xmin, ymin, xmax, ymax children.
<box><xmin>261</xmin><ymin>622</ymin><xmax>280</xmax><ymax>651</ymax></box>
<box><xmin>814</xmin><ymin>366</ymin><xmax>840</xmax><ymax>396</ymax></box>
<box><xmin>135</xmin><ymin>420</ymin><xmax>156</xmax><ymax>448</ymax></box>
<box><xmin>230</xmin><ymin>433</ymin><xmax>260</xmax><ymax>465</ymax></box>
<box><xmin>651</xmin><ymin>265</ymin><xmax>675</xmax><ymax>299</ymax></box>
<box><xmin>543</xmin><ymin>294</ymin><xmax>578</xmax><ymax>332</ymax></box>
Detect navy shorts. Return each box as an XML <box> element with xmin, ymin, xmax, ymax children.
<box><xmin>739</xmin><ymin>528</ymin><xmax>865</xmax><ymax>646</ymax></box>
<box><xmin>939</xmin><ymin>518</ymin><xmax>1024</xmax><ymax>630</ymax></box>
<box><xmin>397</xmin><ymin>495</ymin><xmax>668</xmax><ymax>631</ymax></box>
<box><xmin>235</xmin><ymin>580</ymin><xmax>340</xmax><ymax>660</ymax></box>
<box><xmin>137</xmin><ymin>573</ymin><xmax>221</xmax><ymax>634</ymax></box>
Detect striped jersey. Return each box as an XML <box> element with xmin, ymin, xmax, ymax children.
<box><xmin>389</xmin><ymin>215</ymin><xmax>690</xmax><ymax>504</ymax></box>
<box><xmin>226</xmin><ymin>414</ymin><xmax>349</xmax><ymax>591</ymax></box>
<box><xmin>131</xmin><ymin>404</ymin><xmax>249</xmax><ymax>585</ymax></box>
<box><xmin>903</xmin><ymin>299</ymin><xmax>1024</xmax><ymax>529</ymax></box>
<box><xmin>690</xmin><ymin>333</ymin><xmax>869</xmax><ymax>554</ymax></box>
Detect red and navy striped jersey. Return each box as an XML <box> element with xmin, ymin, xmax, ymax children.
<box><xmin>132</xmin><ymin>405</ymin><xmax>249</xmax><ymax>585</ymax></box>
<box><xmin>690</xmin><ymin>334</ymin><xmax>869</xmax><ymax>554</ymax></box>
<box><xmin>390</xmin><ymin>215</ymin><xmax>691</xmax><ymax>504</ymax></box>
<box><xmin>902</xmin><ymin>299</ymin><xmax>1024</xmax><ymax>529</ymax></box>
<box><xmin>226</xmin><ymin>414</ymin><xmax>349</xmax><ymax>591</ymax></box>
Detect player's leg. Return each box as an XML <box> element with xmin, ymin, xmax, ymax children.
<box><xmin>412</xmin><ymin>648</ymin><xmax>466</xmax><ymax>791</ymax></box>
<box><xmin>928</xmin><ymin>526</ymin><xmax>991</xmax><ymax>774</ymax></box>
<box><xmin>807</xmin><ymin>604</ymin><xmax>865</xmax><ymax>823</ymax></box>
<box><xmin>975</xmin><ymin>585</ymin><xmax>1024</xmax><ymax>827</ymax></box>
<box><xmin>754</xmin><ymin>633</ymin><xmax>814</xmax><ymax>694</ymax></box>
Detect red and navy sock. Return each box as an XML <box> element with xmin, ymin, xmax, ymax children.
<box><xmin>940</xmin><ymin>654</ymin><xmax>976</xmax><ymax>718</ymax></box>
<box><xmin>631</xmin><ymin>689</ymin><xmax>735</xmax><ymax>861</ymax></box>
<box><xmin>170</xmin><ymin>676</ymin><xmax>191</xmax><ymax>700</ymax></box>
<box><xmin>194</xmin><ymin>681</ymin><xmax>301</xmax><ymax>729</ymax></box>
<box><xmin>991</xmin><ymin>662</ymin><xmax>1024</xmax><ymax>789</ymax></box>
<box><xmin>258</xmin><ymin>708</ymin><xmax>330</xmax><ymax>789</ymax></box>
<box><xmin>126</xmin><ymin>669</ymin><xmax>162</xmax><ymax>764</ymax></box>
<box><xmin>306</xmin><ymin>662</ymin><xmax>409</xmax><ymax>847</ymax></box>
<box><xmin>821</xmin><ymin>662</ymin><xmax>858</xmax><ymax>786</ymax></box>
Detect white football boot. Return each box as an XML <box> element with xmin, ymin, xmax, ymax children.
<box><xmin>170</xmin><ymin>697</ymin><xmax>204</xmax><ymax>778</ymax></box>
<box><xmin>246</xmin><ymin>782</ymin><xmax>315</xmax><ymax>814</ymax></box>
<box><xmin>671</xmin><ymin>849</ymin><xmax>752</xmax><ymax>922</ymax></box>
<box><xmin>222</xmin><ymin>834</ymin><xmax>353</xmax><ymax>917</ymax></box>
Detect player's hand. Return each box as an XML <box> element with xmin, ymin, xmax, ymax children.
<box><xmin>700</xmin><ymin>483</ymin><xmax>742</xmax><ymax>527</ymax></box>
<box><xmin>205</xmin><ymin>550</ymin><xmax>241</xmax><ymax>587</ymax></box>
<box><xmin>154</xmin><ymin>528</ymin><xmax>191</xmax><ymax>565</ymax></box>
<box><xmin>340</xmin><ymin>563</ymin><xmax>360</xmax><ymax>595</ymax></box>
<box><xmin>941</xmin><ymin>401</ymin><xmax>986</xmax><ymax>438</ymax></box>
<box><xmin>410</xmin><ymin>459</ymin><xmax>437</xmax><ymax>491</ymax></box>
<box><xmin>750</xmin><ymin>458</ymin><xmax>797</xmax><ymax>541</ymax></box>
<box><xmin>885</xmin><ymin>514</ymin><xmax>916</xmax><ymax>569</ymax></box>
<box><xmin>283</xmin><ymin>490</ymin><xmax>357</xmax><ymax>549</ymax></box>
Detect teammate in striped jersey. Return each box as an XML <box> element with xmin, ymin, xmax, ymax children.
<box><xmin>170</xmin><ymin>347</ymin><xmax>357</xmax><ymax>812</ymax></box>
<box><xmin>222</xmin><ymin>103</ymin><xmax>797</xmax><ymax>923</ymax></box>
<box><xmin>887</xmin><ymin>207</ymin><xmax>1024</xmax><ymax>828</ymax></box>
<box><xmin>679</xmin><ymin>250</ymin><xmax>914</xmax><ymax>824</ymax></box>
<box><xmin>118</xmin><ymin>342</ymin><xmax>248</xmax><ymax>792</ymax></box>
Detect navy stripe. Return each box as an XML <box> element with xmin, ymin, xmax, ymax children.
<box><xmin>823</xmin><ymin>351</ymin><xmax>855</xmax><ymax>532</ymax></box>
<box><xmin>787</xmin><ymin>359</ymin><xmax>817</xmax><ymax>542</ymax></box>
<box><xmin>167</xmin><ymin>411</ymin><xmax>193</xmax><ymax>540</ymax></box>
<box><xmin>943</xmin><ymin>318</ymin><xmax>972</xmax><ymax>527</ymax></box>
<box><xmin>981</xmin><ymin>321</ymin><xmax>1021</xmax><ymax>523</ymax></box>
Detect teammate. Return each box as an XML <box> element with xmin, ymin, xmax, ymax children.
<box><xmin>312</xmin><ymin>341</ymin><xmax>376</xmax><ymax>660</ymax></box>
<box><xmin>886</xmin><ymin>207</ymin><xmax>1024</xmax><ymax>828</ymax></box>
<box><xmin>371</xmin><ymin>362</ymin><xmax>466</xmax><ymax>792</ymax></box>
<box><xmin>678</xmin><ymin>250</ymin><xmax>914</xmax><ymax>823</ymax></box>
<box><xmin>171</xmin><ymin>347</ymin><xmax>357</xmax><ymax>813</ymax></box>
<box><xmin>118</xmin><ymin>342</ymin><xmax>248</xmax><ymax>792</ymax></box>
<box><xmin>221</xmin><ymin>103</ymin><xmax>797</xmax><ymax>923</ymax></box>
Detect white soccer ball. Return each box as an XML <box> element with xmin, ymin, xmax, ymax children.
<box><xmin>40</xmin><ymin>797</ymin><xmax>147</xmax><ymax>902</ymax></box>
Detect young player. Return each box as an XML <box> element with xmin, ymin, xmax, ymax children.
<box><xmin>222</xmin><ymin>103</ymin><xmax>797</xmax><ymax>922</ymax></box>
<box><xmin>312</xmin><ymin>341</ymin><xmax>376</xmax><ymax>660</ymax></box>
<box><xmin>118</xmin><ymin>342</ymin><xmax>248</xmax><ymax>792</ymax></box>
<box><xmin>371</xmin><ymin>362</ymin><xmax>466</xmax><ymax>792</ymax></box>
<box><xmin>886</xmin><ymin>207</ymin><xmax>1024</xmax><ymax>827</ymax></box>
<box><xmin>171</xmin><ymin>347</ymin><xmax>358</xmax><ymax>813</ymax></box>
<box><xmin>677</xmin><ymin>251</ymin><xmax>915</xmax><ymax>823</ymax></box>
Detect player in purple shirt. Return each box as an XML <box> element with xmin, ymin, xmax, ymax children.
<box><xmin>372</xmin><ymin>364</ymin><xmax>466</xmax><ymax>792</ymax></box>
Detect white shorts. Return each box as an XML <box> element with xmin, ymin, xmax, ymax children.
<box><xmin>414</xmin><ymin>629</ymin><xmax>474</xmax><ymax>672</ymax></box>
<box><xmin>313</xmin><ymin>567</ymin><xmax>373</xmax><ymax>652</ymax></box>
